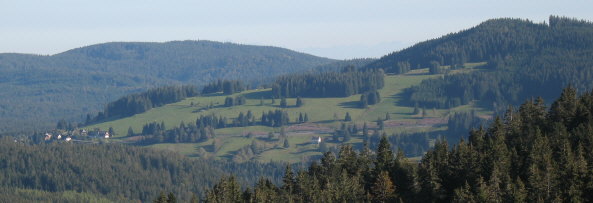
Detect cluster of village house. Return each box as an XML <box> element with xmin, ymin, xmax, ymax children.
<box><xmin>44</xmin><ymin>129</ymin><xmax>111</xmax><ymax>142</ymax></box>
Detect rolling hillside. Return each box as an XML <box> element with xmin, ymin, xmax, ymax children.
<box><xmin>87</xmin><ymin>64</ymin><xmax>490</xmax><ymax>163</ymax></box>
<box><xmin>66</xmin><ymin>17</ymin><xmax>593</xmax><ymax>164</ymax></box>
<box><xmin>0</xmin><ymin>41</ymin><xmax>336</xmax><ymax>133</ymax></box>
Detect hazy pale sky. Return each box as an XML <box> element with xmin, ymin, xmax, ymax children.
<box><xmin>1</xmin><ymin>0</ymin><xmax>592</xmax><ymax>59</ymax></box>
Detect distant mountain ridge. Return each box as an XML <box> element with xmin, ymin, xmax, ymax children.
<box><xmin>0</xmin><ymin>40</ymin><xmax>336</xmax><ymax>133</ymax></box>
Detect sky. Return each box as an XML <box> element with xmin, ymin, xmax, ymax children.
<box><xmin>1</xmin><ymin>0</ymin><xmax>592</xmax><ymax>59</ymax></box>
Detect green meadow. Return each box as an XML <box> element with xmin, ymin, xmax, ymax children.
<box><xmin>89</xmin><ymin>65</ymin><xmax>490</xmax><ymax>163</ymax></box>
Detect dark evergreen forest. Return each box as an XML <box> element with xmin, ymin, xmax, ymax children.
<box><xmin>365</xmin><ymin>16</ymin><xmax>593</xmax><ymax>112</ymax></box>
<box><xmin>0</xmin><ymin>139</ymin><xmax>286</xmax><ymax>202</ymax></box>
<box><xmin>271</xmin><ymin>69</ymin><xmax>384</xmax><ymax>98</ymax></box>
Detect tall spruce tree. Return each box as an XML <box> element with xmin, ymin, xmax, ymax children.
<box><xmin>280</xmin><ymin>97</ymin><xmax>287</xmax><ymax>108</ymax></box>
<box><xmin>345</xmin><ymin>112</ymin><xmax>352</xmax><ymax>121</ymax></box>
<box><xmin>372</xmin><ymin>171</ymin><xmax>396</xmax><ymax>202</ymax></box>
<box><xmin>375</xmin><ymin>135</ymin><xmax>394</xmax><ymax>173</ymax></box>
<box><xmin>296</xmin><ymin>97</ymin><xmax>304</xmax><ymax>107</ymax></box>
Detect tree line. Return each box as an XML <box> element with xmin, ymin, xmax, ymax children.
<box><xmin>137</xmin><ymin>121</ymin><xmax>215</xmax><ymax>144</ymax></box>
<box><xmin>134</xmin><ymin>109</ymin><xmax>311</xmax><ymax>145</ymax></box>
<box><xmin>271</xmin><ymin>69</ymin><xmax>384</xmax><ymax>98</ymax></box>
<box><xmin>202</xmin><ymin>79</ymin><xmax>247</xmax><ymax>95</ymax></box>
<box><xmin>359</xmin><ymin>90</ymin><xmax>381</xmax><ymax>108</ymax></box>
<box><xmin>87</xmin><ymin>85</ymin><xmax>199</xmax><ymax>124</ymax></box>
<box><xmin>224</xmin><ymin>95</ymin><xmax>247</xmax><ymax>107</ymax></box>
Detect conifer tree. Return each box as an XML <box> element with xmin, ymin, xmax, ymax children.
<box><xmin>154</xmin><ymin>191</ymin><xmax>168</xmax><ymax>203</ymax></box>
<box><xmin>362</xmin><ymin>122</ymin><xmax>368</xmax><ymax>134</ymax></box>
<box><xmin>280</xmin><ymin>127</ymin><xmax>287</xmax><ymax>138</ymax></box>
<box><xmin>511</xmin><ymin>178</ymin><xmax>527</xmax><ymax>203</ymax></box>
<box><xmin>413</xmin><ymin>103</ymin><xmax>420</xmax><ymax>115</ymax></box>
<box><xmin>372</xmin><ymin>171</ymin><xmax>396</xmax><ymax>202</ymax></box>
<box><xmin>452</xmin><ymin>182</ymin><xmax>475</xmax><ymax>202</ymax></box>
<box><xmin>282</xmin><ymin>164</ymin><xmax>296</xmax><ymax>195</ymax></box>
<box><xmin>108</xmin><ymin>127</ymin><xmax>115</xmax><ymax>137</ymax></box>
<box><xmin>296</xmin><ymin>97</ymin><xmax>304</xmax><ymax>107</ymax></box>
<box><xmin>190</xmin><ymin>194</ymin><xmax>199</xmax><ymax>203</ymax></box>
<box><xmin>167</xmin><ymin>192</ymin><xmax>176</xmax><ymax>203</ymax></box>
<box><xmin>85</xmin><ymin>114</ymin><xmax>92</xmax><ymax>125</ymax></box>
<box><xmin>360</xmin><ymin>94</ymin><xmax>368</xmax><ymax>108</ymax></box>
<box><xmin>549</xmin><ymin>85</ymin><xmax>578</xmax><ymax>128</ymax></box>
<box><xmin>375</xmin><ymin>135</ymin><xmax>394</xmax><ymax>173</ymax></box>
<box><xmin>127</xmin><ymin>126</ymin><xmax>134</xmax><ymax>137</ymax></box>
<box><xmin>345</xmin><ymin>112</ymin><xmax>352</xmax><ymax>121</ymax></box>
<box><xmin>422</xmin><ymin>107</ymin><xmax>427</xmax><ymax>118</ymax></box>
<box><xmin>344</xmin><ymin>130</ymin><xmax>352</xmax><ymax>142</ymax></box>
<box><xmin>280</xmin><ymin>97</ymin><xmax>287</xmax><ymax>108</ymax></box>
<box><xmin>377</xmin><ymin>119</ymin><xmax>384</xmax><ymax>130</ymax></box>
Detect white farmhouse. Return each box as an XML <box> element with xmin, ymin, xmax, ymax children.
<box><xmin>311</xmin><ymin>136</ymin><xmax>322</xmax><ymax>144</ymax></box>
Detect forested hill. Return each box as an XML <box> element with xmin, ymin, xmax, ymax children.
<box><xmin>364</xmin><ymin>16</ymin><xmax>593</xmax><ymax>113</ymax></box>
<box><xmin>364</xmin><ymin>16</ymin><xmax>593</xmax><ymax>74</ymax></box>
<box><xmin>0</xmin><ymin>137</ymin><xmax>286</xmax><ymax>202</ymax></box>
<box><xmin>0</xmin><ymin>40</ymin><xmax>335</xmax><ymax>133</ymax></box>
<box><xmin>52</xmin><ymin>40</ymin><xmax>334</xmax><ymax>83</ymax></box>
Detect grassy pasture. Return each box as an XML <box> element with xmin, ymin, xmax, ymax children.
<box><xmin>89</xmin><ymin>65</ymin><xmax>490</xmax><ymax>162</ymax></box>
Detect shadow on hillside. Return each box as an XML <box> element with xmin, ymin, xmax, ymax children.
<box><xmin>187</xmin><ymin>153</ymin><xmax>200</xmax><ymax>158</ymax></box>
<box><xmin>243</xmin><ymin>90</ymin><xmax>273</xmax><ymax>99</ymax></box>
<box><xmin>338</xmin><ymin>101</ymin><xmax>360</xmax><ymax>109</ymax></box>
<box><xmin>201</xmin><ymin>92</ymin><xmax>226</xmax><ymax>97</ymax></box>
<box><xmin>473</xmin><ymin>101</ymin><xmax>492</xmax><ymax>112</ymax></box>
<box><xmin>404</xmin><ymin>72</ymin><xmax>432</xmax><ymax>76</ymax></box>
<box><xmin>386</xmin><ymin>91</ymin><xmax>419</xmax><ymax>117</ymax></box>
<box><xmin>296</xmin><ymin>148</ymin><xmax>321</xmax><ymax>154</ymax></box>
<box><xmin>313</xmin><ymin>120</ymin><xmax>337</xmax><ymax>124</ymax></box>
<box><xmin>219</xmin><ymin>154</ymin><xmax>234</xmax><ymax>160</ymax></box>
<box><xmin>296</xmin><ymin>142</ymin><xmax>317</xmax><ymax>147</ymax></box>
<box><xmin>392</xmin><ymin>90</ymin><xmax>411</xmax><ymax>106</ymax></box>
